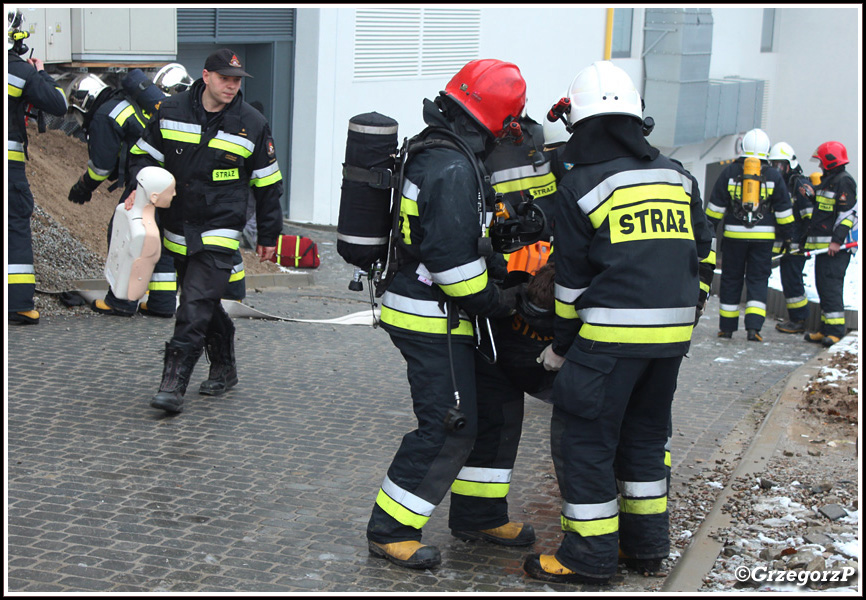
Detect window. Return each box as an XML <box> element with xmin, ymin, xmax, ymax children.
<box><xmin>611</xmin><ymin>8</ymin><xmax>633</xmax><ymax>58</ymax></box>
<box><xmin>353</xmin><ymin>8</ymin><xmax>481</xmax><ymax>79</ymax></box>
<box><xmin>761</xmin><ymin>8</ymin><xmax>775</xmax><ymax>52</ymax></box>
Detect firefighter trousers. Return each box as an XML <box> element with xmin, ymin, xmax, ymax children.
<box><xmin>550</xmin><ymin>350</ymin><xmax>682</xmax><ymax>579</ymax></box>
<box><xmin>7</xmin><ymin>163</ymin><xmax>36</xmax><ymax>313</ymax></box>
<box><xmin>718</xmin><ymin>239</ymin><xmax>773</xmax><ymax>332</ymax></box>
<box><xmin>368</xmin><ymin>335</ymin><xmax>524</xmax><ymax>542</ymax></box>
<box><xmin>778</xmin><ymin>253</ymin><xmax>809</xmax><ymax>322</ymax></box>
<box><xmin>814</xmin><ymin>252</ymin><xmax>851</xmax><ymax>338</ymax></box>
<box><xmin>170</xmin><ymin>251</ymin><xmax>233</xmax><ymax>352</ymax></box>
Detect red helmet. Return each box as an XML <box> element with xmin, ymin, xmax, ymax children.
<box><xmin>812</xmin><ymin>141</ymin><xmax>849</xmax><ymax>170</ymax></box>
<box><xmin>444</xmin><ymin>59</ymin><xmax>526</xmax><ymax>138</ymax></box>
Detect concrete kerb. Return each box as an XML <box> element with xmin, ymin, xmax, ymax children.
<box><xmin>73</xmin><ymin>272</ymin><xmax>315</xmax><ymax>292</ymax></box>
<box><xmin>662</xmin><ymin>340</ymin><xmax>850</xmax><ymax>592</ymax></box>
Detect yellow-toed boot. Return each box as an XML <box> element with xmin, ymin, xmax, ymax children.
<box><xmin>452</xmin><ymin>521</ymin><xmax>536</xmax><ymax>546</ymax></box>
<box><xmin>523</xmin><ymin>553</ymin><xmax>610</xmax><ymax>585</ymax></box>
<box><xmin>368</xmin><ymin>540</ymin><xmax>441</xmax><ymax>569</ymax></box>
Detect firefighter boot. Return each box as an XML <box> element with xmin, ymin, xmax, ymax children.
<box><xmin>618</xmin><ymin>548</ymin><xmax>664</xmax><ymax>575</ymax></box>
<box><xmin>775</xmin><ymin>319</ymin><xmax>805</xmax><ymax>334</ymax></box>
<box><xmin>804</xmin><ymin>332</ymin><xmax>825</xmax><ymax>344</ymax></box>
<box><xmin>368</xmin><ymin>540</ymin><xmax>441</xmax><ymax>569</ymax></box>
<box><xmin>523</xmin><ymin>554</ymin><xmax>610</xmax><ymax>585</ymax></box>
<box><xmin>746</xmin><ymin>329</ymin><xmax>763</xmax><ymax>342</ymax></box>
<box><xmin>822</xmin><ymin>335</ymin><xmax>841</xmax><ymax>347</ymax></box>
<box><xmin>452</xmin><ymin>522</ymin><xmax>536</xmax><ymax>546</ymax></box>
<box><xmin>199</xmin><ymin>327</ymin><xmax>238</xmax><ymax>396</ymax></box>
<box><xmin>150</xmin><ymin>342</ymin><xmax>202</xmax><ymax>414</ymax></box>
<box><xmin>91</xmin><ymin>299</ymin><xmax>134</xmax><ymax>317</ymax></box>
<box><xmin>9</xmin><ymin>310</ymin><xmax>39</xmax><ymax>325</ymax></box>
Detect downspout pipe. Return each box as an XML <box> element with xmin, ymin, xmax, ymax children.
<box><xmin>604</xmin><ymin>8</ymin><xmax>614</xmax><ymax>60</ymax></box>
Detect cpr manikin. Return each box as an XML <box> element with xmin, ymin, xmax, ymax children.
<box><xmin>105</xmin><ymin>166</ymin><xmax>176</xmax><ymax>301</ymax></box>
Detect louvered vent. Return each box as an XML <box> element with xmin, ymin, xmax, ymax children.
<box><xmin>354</xmin><ymin>8</ymin><xmax>480</xmax><ymax>79</ymax></box>
<box><xmin>178</xmin><ymin>8</ymin><xmax>294</xmax><ymax>41</ymax></box>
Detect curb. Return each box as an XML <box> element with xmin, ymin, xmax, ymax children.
<box><xmin>662</xmin><ymin>344</ymin><xmax>839</xmax><ymax>592</ymax></box>
<box><xmin>72</xmin><ymin>271</ymin><xmax>314</xmax><ymax>291</ymax></box>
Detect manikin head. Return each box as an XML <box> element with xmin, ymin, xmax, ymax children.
<box><xmin>137</xmin><ymin>166</ymin><xmax>176</xmax><ymax>208</ymax></box>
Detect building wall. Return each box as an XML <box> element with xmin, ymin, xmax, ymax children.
<box><xmin>290</xmin><ymin>6</ymin><xmax>860</xmax><ymax>226</ymax></box>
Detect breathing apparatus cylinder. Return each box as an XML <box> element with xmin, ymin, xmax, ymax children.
<box><xmin>810</xmin><ymin>172</ymin><xmax>822</xmax><ymax>186</ymax></box>
<box><xmin>741</xmin><ymin>156</ymin><xmax>762</xmax><ymax>212</ymax></box>
<box><xmin>337</xmin><ymin>112</ymin><xmax>399</xmax><ymax>273</ymax></box>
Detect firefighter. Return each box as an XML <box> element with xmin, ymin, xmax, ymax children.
<box><xmin>366</xmin><ymin>59</ymin><xmax>530</xmax><ymax>570</ymax></box>
<box><xmin>523</xmin><ymin>61</ymin><xmax>715</xmax><ymax>585</ymax></box>
<box><xmin>768</xmin><ymin>142</ymin><xmax>815</xmax><ymax>334</ymax></box>
<box><xmin>802</xmin><ymin>141</ymin><xmax>858</xmax><ymax>347</ymax></box>
<box><xmin>127</xmin><ymin>48</ymin><xmax>283</xmax><ymax>413</ymax></box>
<box><xmin>7</xmin><ymin>8</ymin><xmax>69</xmax><ymax>325</ymax></box>
<box><xmin>705</xmin><ymin>129</ymin><xmax>794</xmax><ymax>341</ymax></box>
<box><xmin>67</xmin><ymin>69</ymin><xmax>180</xmax><ymax>318</ymax></box>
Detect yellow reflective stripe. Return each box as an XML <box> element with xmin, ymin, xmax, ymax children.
<box><xmin>555</xmin><ymin>299</ymin><xmax>579</xmax><ymax>319</ymax></box>
<box><xmin>163</xmin><ymin>237</ymin><xmax>187</xmax><ymax>255</ymax></box>
<box><xmin>438</xmin><ymin>270</ymin><xmax>488</xmax><ymax>298</ymax></box>
<box><xmin>822</xmin><ymin>315</ymin><xmax>846</xmax><ymax>325</ymax></box>
<box><xmin>162</xmin><ymin>129</ymin><xmax>201</xmax><ymax>144</ymax></box>
<box><xmin>451</xmin><ymin>479</ymin><xmax>509</xmax><ymax>498</ymax></box>
<box><xmin>380</xmin><ymin>305</ymin><xmax>474</xmax><ymax>337</ymax></box>
<box><xmin>229</xmin><ymin>268</ymin><xmax>245</xmax><ymax>283</ymax></box>
<box><xmin>250</xmin><ymin>169</ymin><xmax>282</xmax><ymax>188</ymax></box>
<box><xmin>208</xmin><ymin>137</ymin><xmax>253</xmax><ymax>158</ymax></box>
<box><xmin>375</xmin><ymin>489</ymin><xmax>429</xmax><ymax>529</ymax></box>
<box><xmin>703</xmin><ymin>250</ymin><xmax>717</xmax><ymax>264</ymax></box>
<box><xmin>114</xmin><ymin>104</ymin><xmax>136</xmax><ymax>126</ymax></box>
<box><xmin>719</xmin><ymin>306</ymin><xmax>740</xmax><ymax>318</ymax></box>
<box><xmin>723</xmin><ymin>230</ymin><xmax>776</xmax><ymax>240</ymax></box>
<box><xmin>579</xmin><ymin>324</ymin><xmax>694</xmax><ymax>344</ymax></box>
<box><xmin>400</xmin><ymin>179</ymin><xmax>420</xmax><ymax>245</ymax></box>
<box><xmin>591</xmin><ymin>184</ymin><xmax>691</xmax><ymax>230</ymax></box>
<box><xmin>700</xmin><ymin>281</ymin><xmax>710</xmax><ymax>294</ymax></box>
<box><xmin>561</xmin><ymin>514</ymin><xmax>618</xmax><ymax>537</ymax></box>
<box><xmin>705</xmin><ymin>207</ymin><xmax>724</xmax><ymax>220</ymax></box>
<box><xmin>201</xmin><ymin>236</ymin><xmax>240</xmax><ymax>251</ymax></box>
<box><xmin>619</xmin><ymin>496</ymin><xmax>667</xmax><ymax>515</ymax></box>
<box><xmin>493</xmin><ymin>171</ymin><xmax>557</xmax><ymax>195</ymax></box>
<box><xmin>787</xmin><ymin>298</ymin><xmax>808</xmax><ymax>309</ymax></box>
<box><xmin>664</xmin><ymin>451</ymin><xmax>671</xmax><ymax>468</ymax></box>
<box><xmin>776</xmin><ymin>214</ymin><xmax>795</xmax><ymax>224</ymax></box>
<box><xmin>8</xmin><ymin>150</ymin><xmax>26</xmax><ymax>162</ymax></box>
<box><xmin>87</xmin><ymin>166</ymin><xmax>110</xmax><ymax>181</ymax></box>
<box><xmin>8</xmin><ymin>83</ymin><xmax>24</xmax><ymax>97</ymax></box>
<box><xmin>8</xmin><ymin>273</ymin><xmax>36</xmax><ymax>284</ymax></box>
<box><xmin>148</xmin><ymin>281</ymin><xmax>177</xmax><ymax>291</ymax></box>
<box><xmin>744</xmin><ymin>305</ymin><xmax>766</xmax><ymax>317</ymax></box>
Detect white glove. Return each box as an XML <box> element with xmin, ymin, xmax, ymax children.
<box><xmin>537</xmin><ymin>344</ymin><xmax>565</xmax><ymax>372</ymax></box>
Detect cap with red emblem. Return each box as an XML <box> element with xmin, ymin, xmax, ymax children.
<box><xmin>204</xmin><ymin>48</ymin><xmax>253</xmax><ymax>78</ymax></box>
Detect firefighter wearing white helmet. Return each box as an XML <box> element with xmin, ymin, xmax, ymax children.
<box><xmin>153</xmin><ymin>63</ymin><xmax>194</xmax><ymax>95</ymax></box>
<box><xmin>768</xmin><ymin>142</ymin><xmax>815</xmax><ymax>334</ymax></box>
<box><xmin>523</xmin><ymin>61</ymin><xmax>716</xmax><ymax>585</ymax></box>
<box><xmin>7</xmin><ymin>7</ymin><xmax>69</xmax><ymax>325</ymax></box>
<box><xmin>705</xmin><ymin>128</ymin><xmax>794</xmax><ymax>341</ymax></box>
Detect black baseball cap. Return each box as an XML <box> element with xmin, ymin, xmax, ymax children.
<box><xmin>204</xmin><ymin>48</ymin><xmax>253</xmax><ymax>78</ymax></box>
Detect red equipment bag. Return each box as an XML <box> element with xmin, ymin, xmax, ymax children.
<box><xmin>270</xmin><ymin>235</ymin><xmax>321</xmax><ymax>268</ymax></box>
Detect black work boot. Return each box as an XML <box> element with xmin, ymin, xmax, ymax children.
<box><xmin>199</xmin><ymin>327</ymin><xmax>238</xmax><ymax>396</ymax></box>
<box><xmin>150</xmin><ymin>342</ymin><xmax>201</xmax><ymax>414</ymax></box>
<box><xmin>775</xmin><ymin>319</ymin><xmax>805</xmax><ymax>334</ymax></box>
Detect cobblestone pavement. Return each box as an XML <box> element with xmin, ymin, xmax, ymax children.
<box><xmin>6</xmin><ymin>225</ymin><xmax>824</xmax><ymax>593</ymax></box>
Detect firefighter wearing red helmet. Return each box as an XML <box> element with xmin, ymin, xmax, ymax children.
<box><xmin>803</xmin><ymin>141</ymin><xmax>858</xmax><ymax>346</ymax></box>
<box><xmin>366</xmin><ymin>59</ymin><xmax>535</xmax><ymax>570</ymax></box>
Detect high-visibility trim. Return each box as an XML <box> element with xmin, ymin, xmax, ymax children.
<box><xmin>208</xmin><ymin>131</ymin><xmax>255</xmax><ymax>157</ymax></box>
<box><xmin>430</xmin><ymin>257</ymin><xmax>488</xmax><ymax>298</ymax></box>
<box><xmin>348</xmin><ymin>121</ymin><xmax>398</xmax><ymax>135</ymax></box>
<box><xmin>8</xmin><ymin>140</ymin><xmax>25</xmax><ymax>161</ymax></box>
<box><xmin>700</xmin><ymin>280</ymin><xmax>710</xmax><ymax>294</ymax></box>
<box><xmin>705</xmin><ymin>202</ymin><xmax>726</xmax><ymax>220</ymax></box>
<box><xmin>579</xmin><ymin>306</ymin><xmax>695</xmax><ymax>326</ymax></box>
<box><xmin>664</xmin><ymin>451</ymin><xmax>671</xmax><ymax>468</ymax></box>
<box><xmin>554</xmin><ymin>283</ymin><xmax>586</xmax><ymax>304</ymax></box>
<box><xmin>618</xmin><ymin>478</ymin><xmax>667</xmax><ymax>498</ymax></box>
<box><xmin>722</xmin><ymin>225</ymin><xmax>776</xmax><ymax>240</ymax></box>
<box><xmin>579</xmin><ymin>323</ymin><xmax>694</xmax><ymax>344</ymax></box>
<box><xmin>492</xmin><ymin>170</ymin><xmax>556</xmax><ymax>196</ymax></box>
<box><xmin>399</xmin><ymin>178</ymin><xmax>420</xmax><ymax>245</ymax></box>
<box><xmin>131</xmin><ymin>139</ymin><xmax>165</xmax><ymax>164</ymax></box>
<box><xmin>201</xmin><ymin>228</ymin><xmax>241</xmax><ymax>251</ymax></box>
<box><xmin>250</xmin><ymin>162</ymin><xmax>282</xmax><ymax>187</ymax></box>
<box><xmin>380</xmin><ymin>291</ymin><xmax>473</xmax><ymax>336</ymax></box>
<box><xmin>110</xmin><ymin>101</ymin><xmax>142</xmax><ymax>128</ymax></box>
<box><xmin>229</xmin><ymin>261</ymin><xmax>245</xmax><ymax>282</ymax></box>
<box><xmin>163</xmin><ymin>229</ymin><xmax>187</xmax><ymax>255</ymax></box>
<box><xmin>451</xmin><ymin>466</ymin><xmax>512</xmax><ymax>498</ymax></box>
<box><xmin>821</xmin><ymin>312</ymin><xmax>846</xmax><ymax>325</ymax></box>
<box><xmin>159</xmin><ymin>119</ymin><xmax>201</xmax><ymax>145</ymax></box>
<box><xmin>804</xmin><ymin>235</ymin><xmax>832</xmax><ymax>250</ymax></box>
<box><xmin>8</xmin><ymin>73</ymin><xmax>25</xmax><ymax>97</ymax></box>
<box><xmin>561</xmin><ymin>499</ymin><xmax>619</xmax><ymax>537</ymax></box>
<box><xmin>745</xmin><ymin>301</ymin><xmax>766</xmax><ymax>317</ymax></box>
<box><xmin>148</xmin><ymin>271</ymin><xmax>177</xmax><ymax>291</ymax></box>
<box><xmin>8</xmin><ymin>264</ymin><xmax>36</xmax><ymax>285</ymax></box>
<box><xmin>596</xmin><ymin>190</ymin><xmax>693</xmax><ymax>243</ymax></box>
<box><xmin>375</xmin><ymin>475</ymin><xmax>435</xmax><ymax>529</ymax></box>
<box><xmin>619</xmin><ymin>496</ymin><xmax>667</xmax><ymax>515</ymax></box>
<box><xmin>578</xmin><ymin>168</ymin><xmax>694</xmax><ymax>219</ymax></box>
<box><xmin>86</xmin><ymin>158</ymin><xmax>113</xmax><ymax>180</ymax></box>
<box><xmin>336</xmin><ymin>232</ymin><xmax>389</xmax><ymax>246</ymax></box>
<box><xmin>719</xmin><ymin>303</ymin><xmax>740</xmax><ymax>318</ymax></box>
<box><xmin>785</xmin><ymin>295</ymin><xmax>808</xmax><ymax>310</ymax></box>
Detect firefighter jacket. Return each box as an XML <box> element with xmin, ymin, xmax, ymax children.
<box><xmin>803</xmin><ymin>165</ymin><xmax>858</xmax><ymax>251</ymax></box>
<box><xmin>773</xmin><ymin>169</ymin><xmax>815</xmax><ymax>252</ymax></box>
<box><xmin>7</xmin><ymin>50</ymin><xmax>68</xmax><ymax>164</ymax></box>
<box><xmin>83</xmin><ymin>91</ymin><xmax>153</xmax><ymax>190</ymax></box>
<box><xmin>379</xmin><ymin>101</ymin><xmax>514</xmax><ymax>342</ymax></box>
<box><xmin>129</xmin><ymin>78</ymin><xmax>283</xmax><ymax>257</ymax></box>
<box><xmin>552</xmin><ymin>154</ymin><xmax>716</xmax><ymax>359</ymax></box>
<box><xmin>705</xmin><ymin>158</ymin><xmax>795</xmax><ymax>243</ymax></box>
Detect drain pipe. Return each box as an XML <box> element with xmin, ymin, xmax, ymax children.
<box><xmin>604</xmin><ymin>8</ymin><xmax>614</xmax><ymax>59</ymax></box>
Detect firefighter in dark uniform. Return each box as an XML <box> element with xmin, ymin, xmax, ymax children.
<box><xmin>523</xmin><ymin>61</ymin><xmax>716</xmax><ymax>585</ymax></box>
<box><xmin>768</xmin><ymin>142</ymin><xmax>815</xmax><ymax>334</ymax></box>
<box><xmin>705</xmin><ymin>128</ymin><xmax>794</xmax><ymax>341</ymax></box>
<box><xmin>127</xmin><ymin>48</ymin><xmax>283</xmax><ymax>414</ymax></box>
<box><xmin>366</xmin><ymin>59</ymin><xmax>530</xmax><ymax>570</ymax></box>
<box><xmin>7</xmin><ymin>9</ymin><xmax>69</xmax><ymax>325</ymax></box>
<box><xmin>802</xmin><ymin>141</ymin><xmax>857</xmax><ymax>347</ymax></box>
<box><xmin>66</xmin><ymin>69</ymin><xmax>180</xmax><ymax>317</ymax></box>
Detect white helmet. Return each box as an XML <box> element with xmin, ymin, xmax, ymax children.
<box><xmin>7</xmin><ymin>8</ymin><xmax>29</xmax><ymax>54</ymax></box>
<box><xmin>68</xmin><ymin>74</ymin><xmax>110</xmax><ymax>114</ymax></box>
<box><xmin>153</xmin><ymin>63</ymin><xmax>194</xmax><ymax>95</ymax></box>
<box><xmin>740</xmin><ymin>128</ymin><xmax>770</xmax><ymax>160</ymax></box>
<box><xmin>542</xmin><ymin>116</ymin><xmax>570</xmax><ymax>147</ymax></box>
<box><xmin>566</xmin><ymin>61</ymin><xmax>642</xmax><ymax>127</ymax></box>
<box><xmin>767</xmin><ymin>141</ymin><xmax>798</xmax><ymax>170</ymax></box>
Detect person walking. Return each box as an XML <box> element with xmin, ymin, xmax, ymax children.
<box><xmin>7</xmin><ymin>9</ymin><xmax>69</xmax><ymax>325</ymax></box>
<box><xmin>523</xmin><ymin>60</ymin><xmax>715</xmax><ymax>585</ymax></box>
<box><xmin>127</xmin><ymin>48</ymin><xmax>284</xmax><ymax>413</ymax></box>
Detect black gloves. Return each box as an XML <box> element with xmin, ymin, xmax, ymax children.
<box><xmin>68</xmin><ymin>173</ymin><xmax>100</xmax><ymax>204</ymax></box>
<box><xmin>492</xmin><ymin>284</ymin><xmax>521</xmax><ymax>319</ymax></box>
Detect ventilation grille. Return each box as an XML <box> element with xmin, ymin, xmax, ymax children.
<box><xmin>354</xmin><ymin>8</ymin><xmax>481</xmax><ymax>79</ymax></box>
<box><xmin>178</xmin><ymin>8</ymin><xmax>294</xmax><ymax>41</ymax></box>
